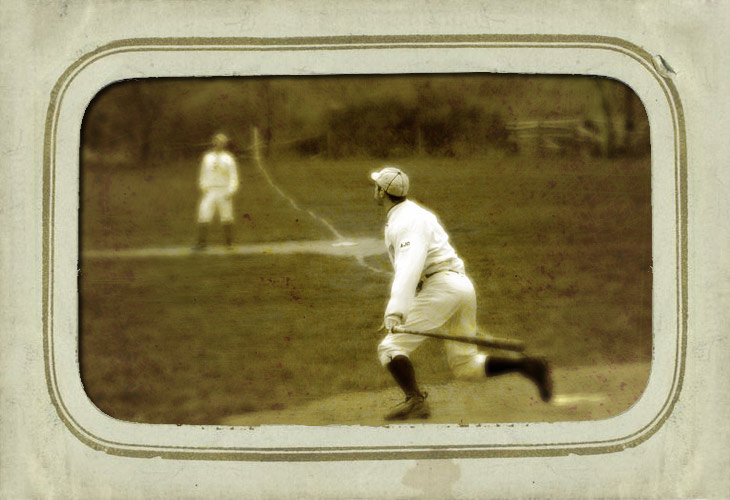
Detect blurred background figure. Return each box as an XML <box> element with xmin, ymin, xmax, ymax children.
<box><xmin>194</xmin><ymin>132</ymin><xmax>239</xmax><ymax>249</ymax></box>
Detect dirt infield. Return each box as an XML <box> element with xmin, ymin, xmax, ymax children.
<box><xmin>220</xmin><ymin>362</ymin><xmax>649</xmax><ymax>426</ymax></box>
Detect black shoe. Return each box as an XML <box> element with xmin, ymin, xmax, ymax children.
<box><xmin>522</xmin><ymin>357</ymin><xmax>553</xmax><ymax>402</ymax></box>
<box><xmin>384</xmin><ymin>392</ymin><xmax>430</xmax><ymax>421</ymax></box>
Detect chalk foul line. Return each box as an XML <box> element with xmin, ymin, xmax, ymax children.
<box><xmin>251</xmin><ymin>127</ymin><xmax>343</xmax><ymax>240</ymax></box>
<box><xmin>83</xmin><ymin>237</ymin><xmax>387</xmax><ymax>265</ymax></box>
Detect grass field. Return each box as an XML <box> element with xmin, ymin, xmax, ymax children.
<box><xmin>80</xmin><ymin>151</ymin><xmax>651</xmax><ymax>425</ymax></box>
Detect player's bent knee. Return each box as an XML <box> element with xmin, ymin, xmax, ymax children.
<box><xmin>377</xmin><ymin>341</ymin><xmax>406</xmax><ymax>367</ymax></box>
<box><xmin>451</xmin><ymin>354</ymin><xmax>488</xmax><ymax>381</ymax></box>
<box><xmin>452</xmin><ymin>367</ymin><xmax>483</xmax><ymax>381</ymax></box>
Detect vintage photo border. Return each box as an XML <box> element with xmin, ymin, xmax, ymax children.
<box><xmin>43</xmin><ymin>35</ymin><xmax>686</xmax><ymax>461</ymax></box>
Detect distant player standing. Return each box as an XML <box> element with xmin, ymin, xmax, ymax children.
<box><xmin>194</xmin><ymin>133</ymin><xmax>239</xmax><ymax>249</ymax></box>
<box><xmin>370</xmin><ymin>166</ymin><xmax>553</xmax><ymax>420</ymax></box>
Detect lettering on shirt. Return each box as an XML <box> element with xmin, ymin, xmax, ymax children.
<box><xmin>400</xmin><ymin>241</ymin><xmax>411</xmax><ymax>249</ymax></box>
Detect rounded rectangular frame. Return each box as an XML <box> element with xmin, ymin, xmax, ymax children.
<box><xmin>44</xmin><ymin>35</ymin><xmax>686</xmax><ymax>461</ymax></box>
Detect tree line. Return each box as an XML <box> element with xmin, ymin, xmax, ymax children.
<box><xmin>81</xmin><ymin>75</ymin><xmax>646</xmax><ymax>168</ymax></box>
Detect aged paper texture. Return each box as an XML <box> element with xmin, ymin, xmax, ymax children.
<box><xmin>1</xmin><ymin>0</ymin><xmax>729</xmax><ymax>498</ymax></box>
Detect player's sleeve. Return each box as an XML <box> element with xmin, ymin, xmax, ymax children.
<box><xmin>227</xmin><ymin>154</ymin><xmax>239</xmax><ymax>195</ymax></box>
<box><xmin>384</xmin><ymin>230</ymin><xmax>427</xmax><ymax>321</ymax></box>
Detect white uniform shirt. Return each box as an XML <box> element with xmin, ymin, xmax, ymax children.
<box><xmin>199</xmin><ymin>151</ymin><xmax>239</xmax><ymax>193</ymax></box>
<box><xmin>384</xmin><ymin>200</ymin><xmax>465</xmax><ymax>320</ymax></box>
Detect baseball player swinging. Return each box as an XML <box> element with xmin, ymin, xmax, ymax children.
<box><xmin>193</xmin><ymin>133</ymin><xmax>239</xmax><ymax>250</ymax></box>
<box><xmin>370</xmin><ymin>166</ymin><xmax>553</xmax><ymax>421</ymax></box>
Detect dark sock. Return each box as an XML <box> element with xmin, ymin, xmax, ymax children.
<box><xmin>387</xmin><ymin>355</ymin><xmax>421</xmax><ymax>398</ymax></box>
<box><xmin>223</xmin><ymin>223</ymin><xmax>233</xmax><ymax>246</ymax></box>
<box><xmin>485</xmin><ymin>355</ymin><xmax>527</xmax><ymax>377</ymax></box>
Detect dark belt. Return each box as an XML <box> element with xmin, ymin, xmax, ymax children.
<box><xmin>417</xmin><ymin>270</ymin><xmax>458</xmax><ymax>292</ymax></box>
<box><xmin>424</xmin><ymin>269</ymin><xmax>458</xmax><ymax>279</ymax></box>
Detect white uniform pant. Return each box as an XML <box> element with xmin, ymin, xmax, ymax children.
<box><xmin>198</xmin><ymin>187</ymin><xmax>234</xmax><ymax>224</ymax></box>
<box><xmin>378</xmin><ymin>271</ymin><xmax>487</xmax><ymax>380</ymax></box>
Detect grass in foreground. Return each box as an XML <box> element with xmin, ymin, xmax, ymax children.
<box><xmin>81</xmin><ymin>254</ymin><xmax>394</xmax><ymax>424</ymax></box>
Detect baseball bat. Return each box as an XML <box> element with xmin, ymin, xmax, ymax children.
<box><xmin>391</xmin><ymin>328</ymin><xmax>526</xmax><ymax>352</ymax></box>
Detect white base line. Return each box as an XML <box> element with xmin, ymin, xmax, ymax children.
<box><xmin>82</xmin><ymin>238</ymin><xmax>387</xmax><ymax>261</ymax></box>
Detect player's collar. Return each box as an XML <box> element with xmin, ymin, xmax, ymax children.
<box><xmin>386</xmin><ymin>199</ymin><xmax>409</xmax><ymax>221</ymax></box>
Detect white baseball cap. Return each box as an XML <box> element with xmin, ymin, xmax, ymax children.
<box><xmin>370</xmin><ymin>167</ymin><xmax>409</xmax><ymax>197</ymax></box>
<box><xmin>212</xmin><ymin>133</ymin><xmax>229</xmax><ymax>145</ymax></box>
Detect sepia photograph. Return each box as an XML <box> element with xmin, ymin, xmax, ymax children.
<box><xmin>4</xmin><ymin>0</ymin><xmax>729</xmax><ymax>497</ymax></box>
<box><xmin>78</xmin><ymin>74</ymin><xmax>652</xmax><ymax>427</ymax></box>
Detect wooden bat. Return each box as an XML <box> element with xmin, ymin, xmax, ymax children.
<box><xmin>391</xmin><ymin>328</ymin><xmax>526</xmax><ymax>352</ymax></box>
